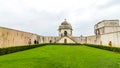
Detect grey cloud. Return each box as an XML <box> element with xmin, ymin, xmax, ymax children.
<box><xmin>0</xmin><ymin>0</ymin><xmax>120</xmax><ymax>36</ymax></box>
<box><xmin>95</xmin><ymin>0</ymin><xmax>120</xmax><ymax>9</ymax></box>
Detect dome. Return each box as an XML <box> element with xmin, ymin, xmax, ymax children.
<box><xmin>61</xmin><ymin>20</ymin><xmax>69</xmax><ymax>25</ymax></box>
<box><xmin>58</xmin><ymin>19</ymin><xmax>72</xmax><ymax>30</ymax></box>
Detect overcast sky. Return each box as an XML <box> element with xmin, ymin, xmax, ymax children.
<box><xmin>0</xmin><ymin>0</ymin><xmax>120</xmax><ymax>36</ymax></box>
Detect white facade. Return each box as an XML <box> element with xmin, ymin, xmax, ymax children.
<box><xmin>93</xmin><ymin>20</ymin><xmax>120</xmax><ymax>47</ymax></box>
<box><xmin>56</xmin><ymin>36</ymin><xmax>76</xmax><ymax>43</ymax></box>
<box><xmin>94</xmin><ymin>20</ymin><xmax>120</xmax><ymax>35</ymax></box>
<box><xmin>56</xmin><ymin>20</ymin><xmax>76</xmax><ymax>43</ymax></box>
<box><xmin>59</xmin><ymin>29</ymin><xmax>72</xmax><ymax>37</ymax></box>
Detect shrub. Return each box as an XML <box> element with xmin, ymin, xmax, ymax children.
<box><xmin>45</xmin><ymin>43</ymin><xmax>82</xmax><ymax>46</ymax></box>
<box><xmin>84</xmin><ymin>44</ymin><xmax>120</xmax><ymax>53</ymax></box>
<box><xmin>0</xmin><ymin>44</ymin><xmax>45</xmax><ymax>56</ymax></box>
<box><xmin>0</xmin><ymin>43</ymin><xmax>82</xmax><ymax>56</ymax></box>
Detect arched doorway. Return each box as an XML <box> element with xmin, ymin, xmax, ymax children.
<box><xmin>64</xmin><ymin>31</ymin><xmax>67</xmax><ymax>36</ymax></box>
<box><xmin>64</xmin><ymin>39</ymin><xmax>67</xmax><ymax>44</ymax></box>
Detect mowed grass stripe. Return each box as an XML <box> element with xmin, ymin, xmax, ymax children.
<box><xmin>0</xmin><ymin>45</ymin><xmax>120</xmax><ymax>68</ymax></box>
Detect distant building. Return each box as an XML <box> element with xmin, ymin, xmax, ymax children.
<box><xmin>94</xmin><ymin>20</ymin><xmax>120</xmax><ymax>47</ymax></box>
<box><xmin>55</xmin><ymin>19</ymin><xmax>76</xmax><ymax>43</ymax></box>
<box><xmin>0</xmin><ymin>19</ymin><xmax>120</xmax><ymax>47</ymax></box>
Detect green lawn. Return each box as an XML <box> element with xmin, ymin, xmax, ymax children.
<box><xmin>0</xmin><ymin>45</ymin><xmax>120</xmax><ymax>68</ymax></box>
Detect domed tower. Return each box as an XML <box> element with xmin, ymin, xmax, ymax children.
<box><xmin>58</xmin><ymin>19</ymin><xmax>73</xmax><ymax>37</ymax></box>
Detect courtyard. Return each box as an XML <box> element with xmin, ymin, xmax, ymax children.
<box><xmin>0</xmin><ymin>45</ymin><xmax>120</xmax><ymax>68</ymax></box>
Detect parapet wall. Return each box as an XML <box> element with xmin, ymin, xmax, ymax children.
<box><xmin>0</xmin><ymin>27</ymin><xmax>40</xmax><ymax>48</ymax></box>
<box><xmin>0</xmin><ymin>27</ymin><xmax>59</xmax><ymax>48</ymax></box>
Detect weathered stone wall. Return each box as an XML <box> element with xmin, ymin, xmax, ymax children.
<box><xmin>104</xmin><ymin>26</ymin><xmax>120</xmax><ymax>34</ymax></box>
<box><xmin>73</xmin><ymin>36</ymin><xmax>86</xmax><ymax>44</ymax></box>
<box><xmin>92</xmin><ymin>20</ymin><xmax>120</xmax><ymax>47</ymax></box>
<box><xmin>42</xmin><ymin>36</ymin><xmax>58</xmax><ymax>43</ymax></box>
<box><xmin>73</xmin><ymin>37</ymin><xmax>81</xmax><ymax>43</ymax></box>
<box><xmin>0</xmin><ymin>27</ymin><xmax>59</xmax><ymax>48</ymax></box>
<box><xmin>94</xmin><ymin>20</ymin><xmax>120</xmax><ymax>35</ymax></box>
<box><xmin>95</xmin><ymin>20</ymin><xmax>119</xmax><ymax>29</ymax></box>
<box><xmin>86</xmin><ymin>35</ymin><xmax>96</xmax><ymax>44</ymax></box>
<box><xmin>100</xmin><ymin>32</ymin><xmax>120</xmax><ymax>47</ymax></box>
<box><xmin>0</xmin><ymin>27</ymin><xmax>42</xmax><ymax>48</ymax></box>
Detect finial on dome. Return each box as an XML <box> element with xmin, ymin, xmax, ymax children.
<box><xmin>64</xmin><ymin>18</ymin><xmax>66</xmax><ymax>21</ymax></box>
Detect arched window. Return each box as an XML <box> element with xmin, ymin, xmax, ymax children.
<box><xmin>64</xmin><ymin>31</ymin><xmax>67</xmax><ymax>36</ymax></box>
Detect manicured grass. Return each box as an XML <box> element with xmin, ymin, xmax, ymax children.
<box><xmin>0</xmin><ymin>45</ymin><xmax>120</xmax><ymax>68</ymax></box>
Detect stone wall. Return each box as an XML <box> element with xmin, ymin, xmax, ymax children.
<box><xmin>0</xmin><ymin>26</ymin><xmax>61</xmax><ymax>48</ymax></box>
<box><xmin>73</xmin><ymin>36</ymin><xmax>86</xmax><ymax>44</ymax></box>
<box><xmin>42</xmin><ymin>36</ymin><xmax>58</xmax><ymax>43</ymax></box>
<box><xmin>100</xmin><ymin>31</ymin><xmax>120</xmax><ymax>47</ymax></box>
<box><xmin>94</xmin><ymin>20</ymin><xmax>120</xmax><ymax>35</ymax></box>
<box><xmin>0</xmin><ymin>27</ymin><xmax>42</xmax><ymax>48</ymax></box>
<box><xmin>92</xmin><ymin>20</ymin><xmax>120</xmax><ymax>47</ymax></box>
<box><xmin>95</xmin><ymin>20</ymin><xmax>119</xmax><ymax>29</ymax></box>
<box><xmin>104</xmin><ymin>26</ymin><xmax>120</xmax><ymax>34</ymax></box>
<box><xmin>86</xmin><ymin>35</ymin><xmax>96</xmax><ymax>44</ymax></box>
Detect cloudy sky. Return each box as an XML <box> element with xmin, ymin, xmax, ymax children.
<box><xmin>0</xmin><ymin>0</ymin><xmax>120</xmax><ymax>36</ymax></box>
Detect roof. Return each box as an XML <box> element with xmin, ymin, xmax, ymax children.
<box><xmin>55</xmin><ymin>35</ymin><xmax>77</xmax><ymax>43</ymax></box>
<box><xmin>58</xmin><ymin>19</ymin><xmax>72</xmax><ymax>30</ymax></box>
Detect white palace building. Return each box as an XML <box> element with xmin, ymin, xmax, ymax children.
<box><xmin>0</xmin><ymin>19</ymin><xmax>120</xmax><ymax>48</ymax></box>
